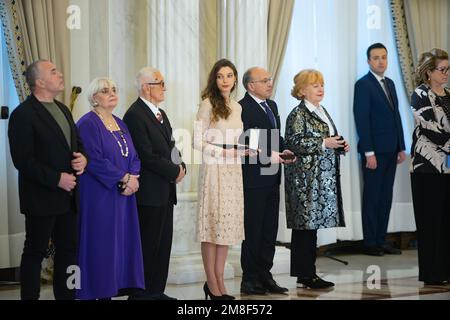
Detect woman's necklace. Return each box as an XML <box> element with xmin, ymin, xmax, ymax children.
<box><xmin>93</xmin><ymin>109</ymin><xmax>129</xmax><ymax>157</ymax></box>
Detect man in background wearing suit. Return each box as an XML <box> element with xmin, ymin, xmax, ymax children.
<box><xmin>123</xmin><ymin>67</ymin><xmax>186</xmax><ymax>300</ymax></box>
<box><xmin>353</xmin><ymin>43</ymin><xmax>406</xmax><ymax>257</ymax></box>
<box><xmin>8</xmin><ymin>60</ymin><xmax>87</xmax><ymax>300</ymax></box>
<box><xmin>239</xmin><ymin>67</ymin><xmax>295</xmax><ymax>295</ymax></box>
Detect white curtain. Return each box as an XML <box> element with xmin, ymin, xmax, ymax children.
<box><xmin>0</xmin><ymin>24</ymin><xmax>23</xmax><ymax>269</ymax></box>
<box><xmin>404</xmin><ymin>0</ymin><xmax>450</xmax><ymax>66</ymax></box>
<box><xmin>275</xmin><ymin>0</ymin><xmax>416</xmax><ymax>246</ymax></box>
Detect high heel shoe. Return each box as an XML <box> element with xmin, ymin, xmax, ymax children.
<box><xmin>203</xmin><ymin>282</ymin><xmax>225</xmax><ymax>300</ymax></box>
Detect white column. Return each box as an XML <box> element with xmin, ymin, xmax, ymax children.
<box><xmin>148</xmin><ymin>0</ymin><xmax>212</xmax><ymax>284</ymax></box>
<box><xmin>108</xmin><ymin>0</ymin><xmax>148</xmax><ymax>117</ymax></box>
<box><xmin>217</xmin><ymin>0</ymin><xmax>268</xmax><ymax>99</ymax></box>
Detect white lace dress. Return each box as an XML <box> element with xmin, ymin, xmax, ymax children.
<box><xmin>194</xmin><ymin>98</ymin><xmax>245</xmax><ymax>245</ymax></box>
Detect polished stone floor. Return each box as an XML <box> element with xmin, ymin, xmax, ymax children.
<box><xmin>1</xmin><ymin>250</ymin><xmax>449</xmax><ymax>300</ymax></box>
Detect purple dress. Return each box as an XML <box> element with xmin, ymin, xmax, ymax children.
<box><xmin>76</xmin><ymin>111</ymin><xmax>144</xmax><ymax>300</ymax></box>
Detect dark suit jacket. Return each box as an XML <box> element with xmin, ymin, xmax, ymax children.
<box><xmin>353</xmin><ymin>72</ymin><xmax>405</xmax><ymax>154</ymax></box>
<box><xmin>123</xmin><ymin>98</ymin><xmax>184</xmax><ymax>207</ymax></box>
<box><xmin>240</xmin><ymin>92</ymin><xmax>284</xmax><ymax>189</ymax></box>
<box><xmin>8</xmin><ymin>95</ymin><xmax>85</xmax><ymax>216</ymax></box>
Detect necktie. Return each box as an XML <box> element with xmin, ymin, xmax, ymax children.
<box><xmin>381</xmin><ymin>79</ymin><xmax>394</xmax><ymax>109</ymax></box>
<box><xmin>156</xmin><ymin>111</ymin><xmax>163</xmax><ymax>124</ymax></box>
<box><xmin>260</xmin><ymin>101</ymin><xmax>276</xmax><ymax>128</ymax></box>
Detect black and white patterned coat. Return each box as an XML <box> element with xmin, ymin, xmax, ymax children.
<box><xmin>410</xmin><ymin>84</ymin><xmax>450</xmax><ymax>174</ymax></box>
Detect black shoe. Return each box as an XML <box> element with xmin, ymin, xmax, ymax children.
<box><xmin>297</xmin><ymin>275</ymin><xmax>335</xmax><ymax>289</ymax></box>
<box><xmin>127</xmin><ymin>293</ymin><xmax>159</xmax><ymax>300</ymax></box>
<box><xmin>363</xmin><ymin>245</ymin><xmax>384</xmax><ymax>256</ymax></box>
<box><xmin>424</xmin><ymin>280</ymin><xmax>447</xmax><ymax>286</ymax></box>
<box><xmin>261</xmin><ymin>278</ymin><xmax>288</xmax><ymax>294</ymax></box>
<box><xmin>203</xmin><ymin>282</ymin><xmax>227</xmax><ymax>300</ymax></box>
<box><xmin>157</xmin><ymin>293</ymin><xmax>177</xmax><ymax>300</ymax></box>
<box><xmin>381</xmin><ymin>244</ymin><xmax>402</xmax><ymax>255</ymax></box>
<box><xmin>240</xmin><ymin>280</ymin><xmax>268</xmax><ymax>295</ymax></box>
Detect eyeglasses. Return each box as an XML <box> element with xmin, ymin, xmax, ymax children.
<box><xmin>146</xmin><ymin>81</ymin><xmax>165</xmax><ymax>88</ymax></box>
<box><xmin>434</xmin><ymin>66</ymin><xmax>450</xmax><ymax>74</ymax></box>
<box><xmin>250</xmin><ymin>78</ymin><xmax>273</xmax><ymax>85</ymax></box>
<box><xmin>98</xmin><ymin>87</ymin><xmax>118</xmax><ymax>95</ymax></box>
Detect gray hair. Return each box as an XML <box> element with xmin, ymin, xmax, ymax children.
<box><xmin>25</xmin><ymin>59</ymin><xmax>49</xmax><ymax>91</ymax></box>
<box><xmin>135</xmin><ymin>67</ymin><xmax>159</xmax><ymax>94</ymax></box>
<box><xmin>87</xmin><ymin>77</ymin><xmax>118</xmax><ymax>107</ymax></box>
<box><xmin>242</xmin><ymin>67</ymin><xmax>258</xmax><ymax>90</ymax></box>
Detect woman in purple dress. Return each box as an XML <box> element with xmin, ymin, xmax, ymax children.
<box><xmin>76</xmin><ymin>78</ymin><xmax>145</xmax><ymax>300</ymax></box>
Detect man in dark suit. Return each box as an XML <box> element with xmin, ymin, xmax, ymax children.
<box><xmin>239</xmin><ymin>67</ymin><xmax>295</xmax><ymax>295</ymax></box>
<box><xmin>8</xmin><ymin>60</ymin><xmax>87</xmax><ymax>300</ymax></box>
<box><xmin>123</xmin><ymin>67</ymin><xmax>186</xmax><ymax>300</ymax></box>
<box><xmin>353</xmin><ymin>43</ymin><xmax>406</xmax><ymax>256</ymax></box>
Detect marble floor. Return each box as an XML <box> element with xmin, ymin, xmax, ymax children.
<box><xmin>1</xmin><ymin>250</ymin><xmax>449</xmax><ymax>300</ymax></box>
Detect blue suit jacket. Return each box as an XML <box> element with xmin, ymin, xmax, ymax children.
<box><xmin>353</xmin><ymin>72</ymin><xmax>405</xmax><ymax>154</ymax></box>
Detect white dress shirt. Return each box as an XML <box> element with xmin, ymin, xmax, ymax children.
<box><xmin>304</xmin><ymin>99</ymin><xmax>335</xmax><ymax>151</ymax></box>
<box><xmin>304</xmin><ymin>100</ymin><xmax>335</xmax><ymax>136</ymax></box>
<box><xmin>370</xmin><ymin>70</ymin><xmax>391</xmax><ymax>102</ymax></box>
<box><xmin>140</xmin><ymin>97</ymin><xmax>163</xmax><ymax>124</ymax></box>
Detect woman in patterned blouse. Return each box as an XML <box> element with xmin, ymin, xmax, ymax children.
<box><xmin>410</xmin><ymin>48</ymin><xmax>450</xmax><ymax>286</ymax></box>
<box><xmin>284</xmin><ymin>69</ymin><xmax>349</xmax><ymax>289</ymax></box>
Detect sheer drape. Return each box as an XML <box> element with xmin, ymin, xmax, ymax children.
<box><xmin>0</xmin><ymin>23</ymin><xmax>22</xmax><ymax>269</ymax></box>
<box><xmin>275</xmin><ymin>0</ymin><xmax>416</xmax><ymax>246</ymax></box>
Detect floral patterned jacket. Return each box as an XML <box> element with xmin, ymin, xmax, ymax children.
<box><xmin>284</xmin><ymin>101</ymin><xmax>345</xmax><ymax>230</ymax></box>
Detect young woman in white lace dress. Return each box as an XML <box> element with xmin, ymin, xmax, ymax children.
<box><xmin>194</xmin><ymin>59</ymin><xmax>249</xmax><ymax>300</ymax></box>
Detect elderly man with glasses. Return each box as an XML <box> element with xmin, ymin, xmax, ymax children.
<box><xmin>239</xmin><ymin>67</ymin><xmax>295</xmax><ymax>296</ymax></box>
<box><xmin>123</xmin><ymin>67</ymin><xmax>186</xmax><ymax>300</ymax></box>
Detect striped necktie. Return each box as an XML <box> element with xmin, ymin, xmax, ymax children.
<box><xmin>260</xmin><ymin>101</ymin><xmax>276</xmax><ymax>128</ymax></box>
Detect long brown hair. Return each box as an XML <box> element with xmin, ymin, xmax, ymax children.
<box><xmin>201</xmin><ymin>59</ymin><xmax>238</xmax><ymax>122</ymax></box>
